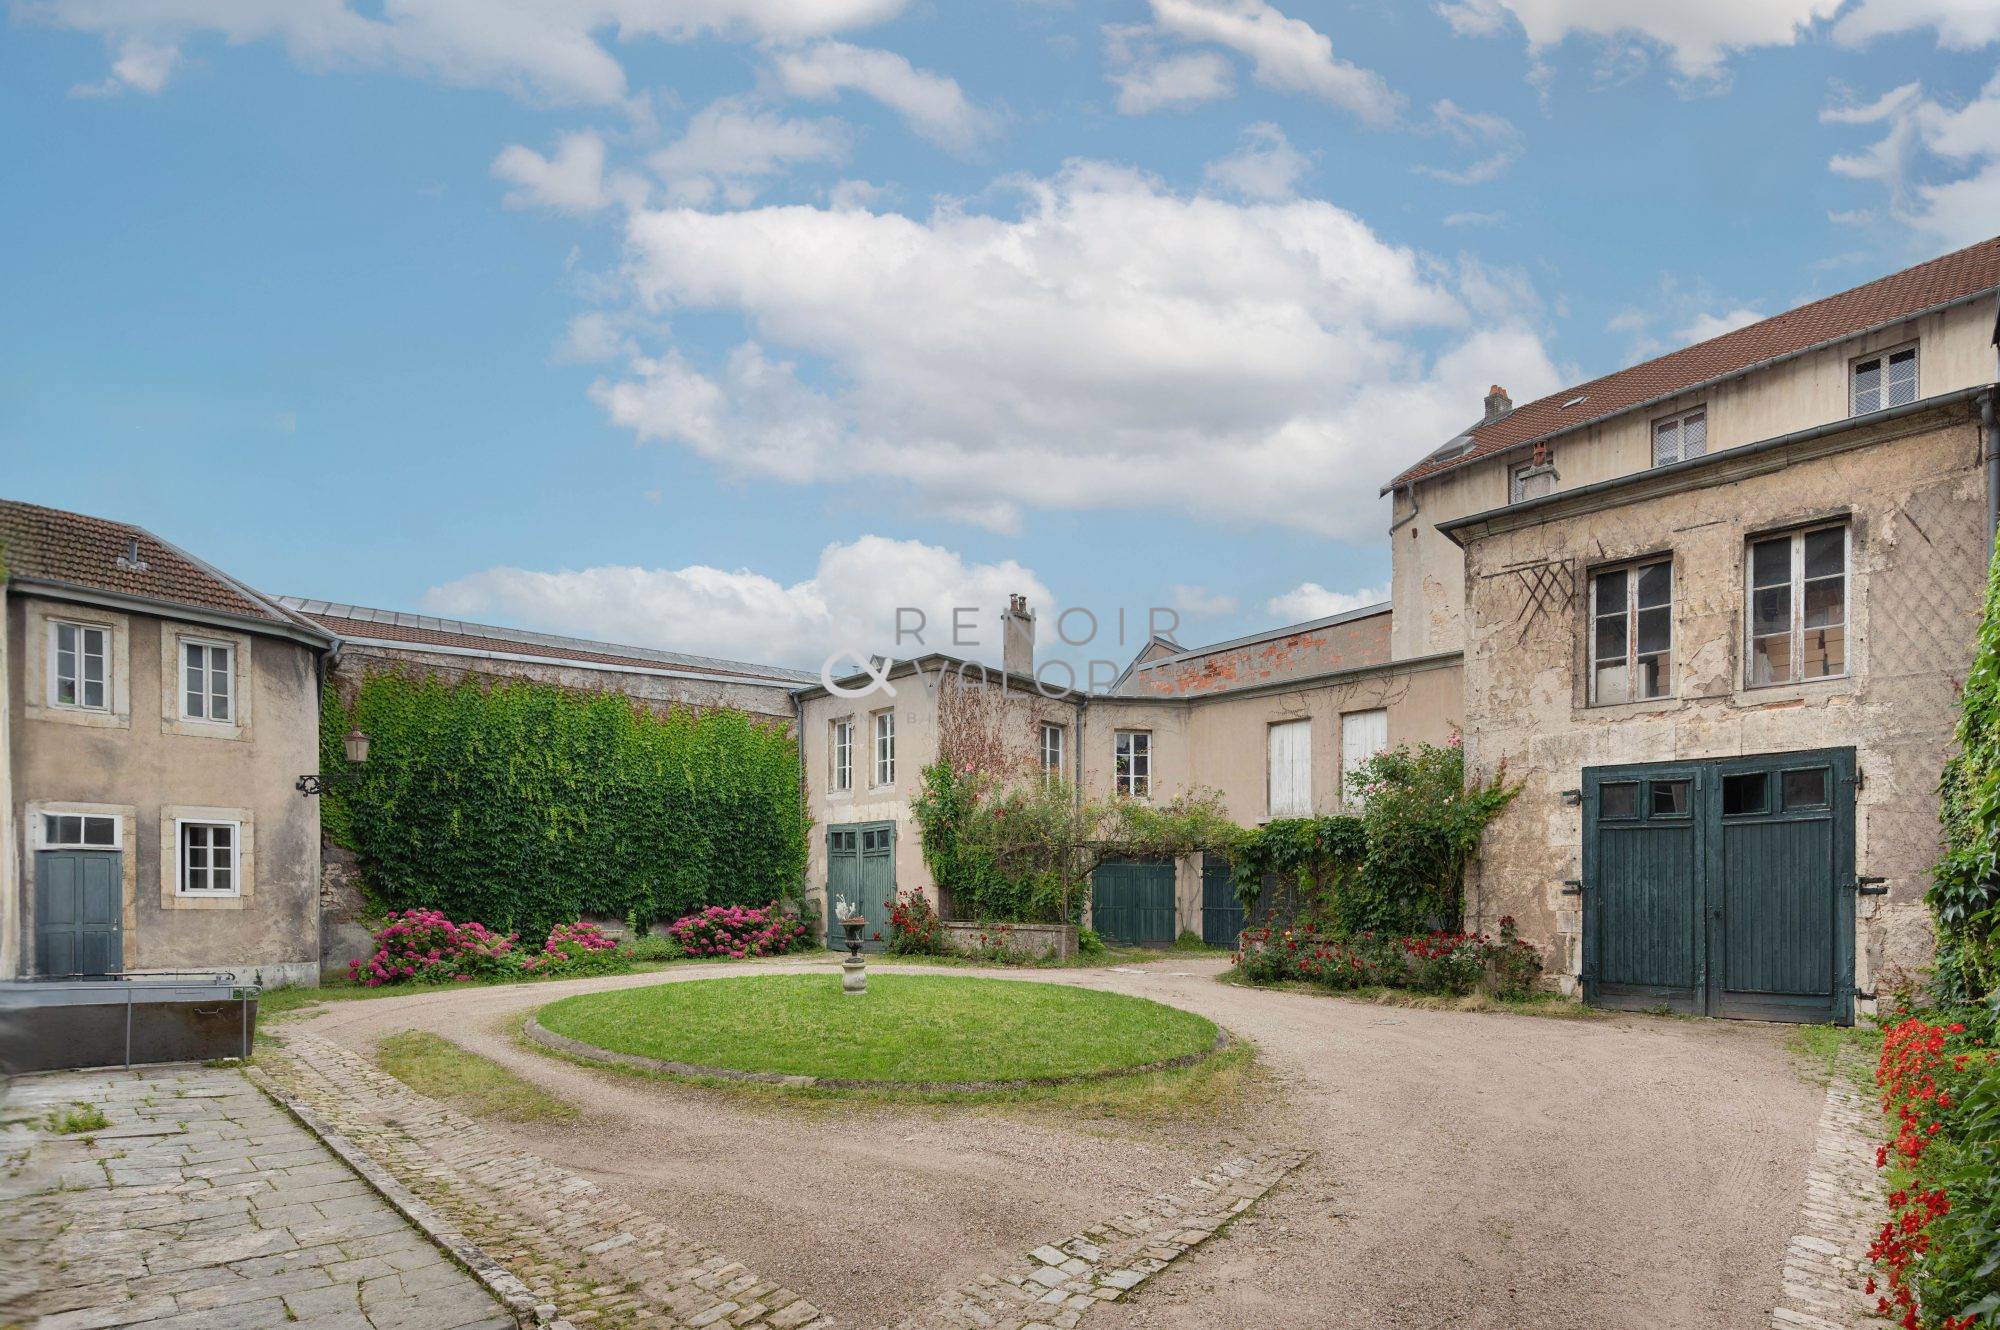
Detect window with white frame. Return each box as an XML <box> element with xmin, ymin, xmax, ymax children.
<box><xmin>1589</xmin><ymin>560</ymin><xmax>1673</xmax><ymax>704</ymax></box>
<box><xmin>1039</xmin><ymin>722</ymin><xmax>1065</xmax><ymax>779</ymax></box>
<box><xmin>1748</xmin><ymin>524</ymin><xmax>1848</xmax><ymax>686</ymax></box>
<box><xmin>1268</xmin><ymin>719</ymin><xmax>1311</xmax><ymax>818</ymax></box>
<box><xmin>1652</xmin><ymin>408</ymin><xmax>1707</xmax><ymax>467</ymax></box>
<box><xmin>1851</xmin><ymin>345</ymin><xmax>1917</xmax><ymax>416</ymax></box>
<box><xmin>180</xmin><ymin>638</ymin><xmax>234</xmax><ymax>722</ymax></box>
<box><xmin>42</xmin><ymin>813</ymin><xmax>120</xmax><ymax>848</ymax></box>
<box><xmin>1339</xmin><ymin>709</ymin><xmax>1387</xmax><ymax>802</ymax></box>
<box><xmin>831</xmin><ymin>719</ymin><xmax>853</xmax><ymax>792</ymax></box>
<box><xmin>1510</xmin><ymin>459</ymin><xmax>1556</xmax><ymax>503</ymax></box>
<box><xmin>51</xmin><ymin>620</ymin><xmax>110</xmax><ymax>710</ymax></box>
<box><xmin>1114</xmin><ymin>730</ymin><xmax>1151</xmax><ymax>798</ymax></box>
<box><xmin>177</xmin><ymin>821</ymin><xmax>239</xmax><ymax>896</ymax></box>
<box><xmin>872</xmin><ymin>710</ymin><xmax>895</xmax><ymax>786</ymax></box>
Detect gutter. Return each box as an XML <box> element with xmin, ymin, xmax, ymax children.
<box><xmin>10</xmin><ymin>577</ymin><xmax>339</xmax><ymax>653</ymax></box>
<box><xmin>1438</xmin><ymin>385</ymin><xmax>1994</xmax><ymax>547</ymax></box>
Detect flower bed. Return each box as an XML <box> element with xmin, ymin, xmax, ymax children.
<box><xmin>663</xmin><ymin>902</ymin><xmax>810</xmax><ymax>960</ymax></box>
<box><xmin>347</xmin><ymin>910</ymin><xmax>637</xmax><ymax>987</ymax></box>
<box><xmin>1233</xmin><ymin>916</ymin><xmax>1543</xmax><ymax>998</ymax></box>
<box><xmin>1867</xmin><ymin>1014</ymin><xmax>2000</xmax><ymax>1330</ymax></box>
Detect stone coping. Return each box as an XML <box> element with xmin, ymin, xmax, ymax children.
<box><xmin>523</xmin><ymin>1015</ymin><xmax>1232</xmax><ymax>1093</ymax></box>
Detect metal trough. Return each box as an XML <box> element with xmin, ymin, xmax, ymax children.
<box><xmin>0</xmin><ymin>974</ymin><xmax>260</xmax><ymax>1074</ymax></box>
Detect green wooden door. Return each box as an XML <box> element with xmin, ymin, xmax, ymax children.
<box><xmin>1200</xmin><ymin>854</ymin><xmax>1244</xmax><ymax>948</ymax></box>
<box><xmin>1583</xmin><ymin>748</ymin><xmax>1853</xmax><ymax>1025</ymax></box>
<box><xmin>35</xmin><ymin>851</ymin><xmax>123</xmax><ymax>976</ymax></box>
<box><xmin>826</xmin><ymin>822</ymin><xmax>896</xmax><ymax>952</ymax></box>
<box><xmin>1091</xmin><ymin>860</ymin><xmax>1175</xmax><ymax>948</ymax></box>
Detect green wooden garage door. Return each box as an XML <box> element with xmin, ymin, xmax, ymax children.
<box><xmin>1091</xmin><ymin>860</ymin><xmax>1176</xmax><ymax>948</ymax></box>
<box><xmin>1582</xmin><ymin>748</ymin><xmax>1855</xmax><ymax>1025</ymax></box>
<box><xmin>1199</xmin><ymin>854</ymin><xmax>1245</xmax><ymax>948</ymax></box>
<box><xmin>826</xmin><ymin>822</ymin><xmax>896</xmax><ymax>952</ymax></box>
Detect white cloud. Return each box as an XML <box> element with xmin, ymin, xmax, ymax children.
<box><xmin>650</xmin><ymin>97</ymin><xmax>850</xmax><ymax>205</ymax></box>
<box><xmin>493</xmin><ymin>131</ymin><xmax>647</xmax><ymax>214</ymax></box>
<box><xmin>1676</xmin><ymin>307</ymin><xmax>1764</xmax><ymax>342</ymax></box>
<box><xmin>1265</xmin><ymin>581</ymin><xmax>1388</xmax><ymax>622</ymax></box>
<box><xmin>1443</xmin><ymin>209</ymin><xmax>1507</xmax><ymax>226</ymax></box>
<box><xmin>1168</xmin><ymin>584</ymin><xmax>1239</xmax><ymax>616</ymax></box>
<box><xmin>1835</xmin><ymin>0</ymin><xmax>2000</xmax><ymax>51</ymax></box>
<box><xmin>769</xmin><ymin>40</ymin><xmax>989</xmax><ymax>150</ymax></box>
<box><xmin>1104</xmin><ymin>25</ymin><xmax>1235</xmax><ymax>114</ymax></box>
<box><xmin>1414</xmin><ymin>99</ymin><xmax>1523</xmax><ymax>184</ymax></box>
<box><xmin>33</xmin><ymin>0</ymin><xmax>911</xmax><ymax>104</ymax></box>
<box><xmin>69</xmin><ymin>36</ymin><xmax>179</xmax><ymax>96</ymax></box>
<box><xmin>1824</xmin><ymin>72</ymin><xmax>2000</xmax><ymax>246</ymax></box>
<box><xmin>1202</xmin><ymin>122</ymin><xmax>1309</xmax><ymax>200</ymax></box>
<box><xmin>1146</xmin><ymin>0</ymin><xmax>1404</xmax><ymax>124</ymax></box>
<box><xmin>423</xmin><ymin>535</ymin><xmax>1052</xmax><ymax>669</ymax></box>
<box><xmin>588</xmin><ymin>160</ymin><xmax>1562</xmax><ymax>540</ymax></box>
<box><xmin>1435</xmin><ymin>0</ymin><xmax>1842</xmax><ymax>82</ymax></box>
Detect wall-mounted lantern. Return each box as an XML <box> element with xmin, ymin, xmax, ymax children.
<box><xmin>297</xmin><ymin>728</ymin><xmax>371</xmax><ymax>796</ymax></box>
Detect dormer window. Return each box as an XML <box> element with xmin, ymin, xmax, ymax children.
<box><xmin>1510</xmin><ymin>457</ymin><xmax>1556</xmax><ymax>503</ymax></box>
<box><xmin>1652</xmin><ymin>408</ymin><xmax>1707</xmax><ymax>467</ymax></box>
<box><xmin>1851</xmin><ymin>345</ymin><xmax>1917</xmax><ymax>415</ymax></box>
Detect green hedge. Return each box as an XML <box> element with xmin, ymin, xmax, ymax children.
<box><xmin>321</xmin><ymin>671</ymin><xmax>806</xmax><ymax>940</ymax></box>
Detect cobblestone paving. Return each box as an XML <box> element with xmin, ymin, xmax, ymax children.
<box><xmin>259</xmin><ymin>1028</ymin><xmax>1306</xmax><ymax>1330</ymax></box>
<box><xmin>0</xmin><ymin>1064</ymin><xmax>511</xmax><ymax>1330</ymax></box>
<box><xmin>1768</xmin><ymin>1051</ymin><xmax>1894</xmax><ymax>1330</ymax></box>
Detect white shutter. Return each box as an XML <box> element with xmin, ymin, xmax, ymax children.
<box><xmin>1341</xmin><ymin>710</ymin><xmax>1388</xmax><ymax>802</ymax></box>
<box><xmin>1268</xmin><ymin>719</ymin><xmax>1311</xmax><ymax>818</ymax></box>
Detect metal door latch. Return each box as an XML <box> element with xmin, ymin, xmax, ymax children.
<box><xmin>1560</xmin><ymin>879</ymin><xmax>1583</xmax><ymax>896</ymax></box>
<box><xmin>1855</xmin><ymin>876</ymin><xmax>1889</xmax><ymax>896</ymax></box>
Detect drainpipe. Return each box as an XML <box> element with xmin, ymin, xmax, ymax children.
<box><xmin>1387</xmin><ymin>481</ymin><xmax>1420</xmax><ymax>537</ymax></box>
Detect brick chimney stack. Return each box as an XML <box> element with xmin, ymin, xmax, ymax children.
<box><xmin>1483</xmin><ymin>384</ymin><xmax>1513</xmax><ymax>423</ymax></box>
<box><xmin>1000</xmin><ymin>593</ymin><xmax>1035</xmax><ymax>680</ymax></box>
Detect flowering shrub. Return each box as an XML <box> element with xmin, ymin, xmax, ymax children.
<box><xmin>1235</xmin><ymin>916</ymin><xmax>1543</xmax><ymax>999</ymax></box>
<box><xmin>665</xmin><ymin>902</ymin><xmax>810</xmax><ymax>960</ymax></box>
<box><xmin>347</xmin><ymin>909</ymin><xmax>520</xmax><ymax>987</ymax></box>
<box><xmin>520</xmin><ymin>921</ymin><xmax>628</xmax><ymax>977</ymax></box>
<box><xmin>1867</xmin><ymin>1013</ymin><xmax>2000</xmax><ymax>1330</ymax></box>
<box><xmin>887</xmin><ymin>889</ymin><xmax>953</xmax><ymax>956</ymax></box>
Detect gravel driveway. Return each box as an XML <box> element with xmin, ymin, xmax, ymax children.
<box><xmin>292</xmin><ymin>956</ymin><xmax>1822</xmax><ymax>1330</ymax></box>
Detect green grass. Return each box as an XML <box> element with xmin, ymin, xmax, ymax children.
<box><xmin>255</xmin><ymin>958</ymin><xmax>697</xmax><ymax>1021</ymax></box>
<box><xmin>44</xmin><ymin>1104</ymin><xmax>110</xmax><ymax>1135</ymax></box>
<box><xmin>374</xmin><ymin>1031</ymin><xmax>578</xmax><ymax>1121</ymax></box>
<box><xmin>1217</xmin><ymin>967</ymin><xmax>1604</xmax><ymax>1019</ymax></box>
<box><xmin>536</xmin><ymin>973</ymin><xmax>1218</xmax><ymax>1083</ymax></box>
<box><xmin>1787</xmin><ymin>1022</ymin><xmax>1879</xmax><ymax>1088</ymax></box>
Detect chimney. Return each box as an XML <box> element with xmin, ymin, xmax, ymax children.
<box><xmin>1483</xmin><ymin>384</ymin><xmax>1512</xmax><ymax>423</ymax></box>
<box><xmin>1000</xmin><ymin>593</ymin><xmax>1035</xmax><ymax>680</ymax></box>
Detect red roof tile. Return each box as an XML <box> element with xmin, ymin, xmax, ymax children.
<box><xmin>1387</xmin><ymin>235</ymin><xmax>2000</xmax><ymax>491</ymax></box>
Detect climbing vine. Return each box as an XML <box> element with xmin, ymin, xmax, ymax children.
<box><xmin>320</xmin><ymin>671</ymin><xmax>807</xmax><ymax>941</ymax></box>
<box><xmin>1934</xmin><ymin>541</ymin><xmax>2000</xmax><ymax>1007</ymax></box>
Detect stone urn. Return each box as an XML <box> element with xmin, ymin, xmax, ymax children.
<box><xmin>840</xmin><ymin>917</ymin><xmax>868</xmax><ymax>995</ymax></box>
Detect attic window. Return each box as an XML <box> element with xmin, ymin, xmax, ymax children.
<box><xmin>1560</xmin><ymin>395</ymin><xmax>1588</xmax><ymax>409</ymax></box>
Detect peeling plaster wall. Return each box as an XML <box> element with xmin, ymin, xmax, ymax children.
<box><xmin>1133</xmin><ymin>612</ymin><xmax>1392</xmax><ymax>697</ymax></box>
<box><xmin>1458</xmin><ymin>402</ymin><xmax>1988</xmax><ymax>1000</ymax></box>
<box><xmin>1392</xmin><ymin>299</ymin><xmax>1999</xmax><ymax>663</ymax></box>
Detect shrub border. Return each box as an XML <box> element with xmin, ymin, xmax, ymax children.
<box><xmin>521</xmin><ymin>1012</ymin><xmax>1230</xmax><ymax>1092</ymax></box>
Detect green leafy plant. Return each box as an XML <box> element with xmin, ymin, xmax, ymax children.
<box><xmin>1934</xmin><ymin>542</ymin><xmax>2000</xmax><ymax>1008</ymax></box>
<box><xmin>45</xmin><ymin>1104</ymin><xmax>109</xmax><ymax>1135</ymax></box>
<box><xmin>887</xmin><ymin>888</ymin><xmax>953</xmax><ymax>956</ymax></box>
<box><xmin>620</xmin><ymin>933</ymin><xmax>684</xmax><ymax>963</ymax></box>
<box><xmin>321</xmin><ymin>671</ymin><xmax>807</xmax><ymax>940</ymax></box>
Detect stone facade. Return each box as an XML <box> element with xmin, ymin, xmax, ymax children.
<box><xmin>1452</xmin><ymin>397</ymin><xmax>1987</xmax><ymax>999</ymax></box>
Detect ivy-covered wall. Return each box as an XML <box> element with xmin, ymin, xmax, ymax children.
<box><xmin>321</xmin><ymin>671</ymin><xmax>807</xmax><ymax>940</ymax></box>
<box><xmin>1933</xmin><ymin>542</ymin><xmax>2000</xmax><ymax>1006</ymax></box>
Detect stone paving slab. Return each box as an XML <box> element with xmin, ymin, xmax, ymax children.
<box><xmin>1768</xmin><ymin>1051</ymin><xmax>1895</xmax><ymax>1330</ymax></box>
<box><xmin>0</xmin><ymin>1063</ymin><xmax>513</xmax><ymax>1330</ymax></box>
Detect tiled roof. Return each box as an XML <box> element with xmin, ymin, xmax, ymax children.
<box><xmin>1387</xmin><ymin>234</ymin><xmax>2000</xmax><ymax>491</ymax></box>
<box><xmin>279</xmin><ymin>598</ymin><xmax>815</xmax><ymax>686</ymax></box>
<box><xmin>0</xmin><ymin>498</ymin><xmax>313</xmax><ymax>631</ymax></box>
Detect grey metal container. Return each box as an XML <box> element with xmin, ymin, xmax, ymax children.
<box><xmin>0</xmin><ymin>974</ymin><xmax>260</xmax><ymax>1074</ymax></box>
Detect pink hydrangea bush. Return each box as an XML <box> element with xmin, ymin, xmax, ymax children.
<box><xmin>347</xmin><ymin>908</ymin><xmax>519</xmax><ymax>987</ymax></box>
<box><xmin>520</xmin><ymin>921</ymin><xmax>627</xmax><ymax>977</ymax></box>
<box><xmin>665</xmin><ymin>902</ymin><xmax>809</xmax><ymax>960</ymax></box>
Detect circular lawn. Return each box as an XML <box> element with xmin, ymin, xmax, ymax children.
<box><xmin>533</xmin><ymin>974</ymin><xmax>1219</xmax><ymax>1085</ymax></box>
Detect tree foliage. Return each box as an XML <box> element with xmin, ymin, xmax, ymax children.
<box><xmin>321</xmin><ymin>671</ymin><xmax>807</xmax><ymax>940</ymax></box>
<box><xmin>1934</xmin><ymin>542</ymin><xmax>2000</xmax><ymax>1009</ymax></box>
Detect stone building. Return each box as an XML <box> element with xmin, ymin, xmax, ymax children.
<box><xmin>1383</xmin><ymin>234</ymin><xmax>2000</xmax><ymax>1022</ymax></box>
<box><xmin>0</xmin><ymin>500</ymin><xmax>337</xmax><ymax>987</ymax></box>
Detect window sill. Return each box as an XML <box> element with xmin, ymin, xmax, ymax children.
<box><xmin>162</xmin><ymin>715</ymin><xmax>246</xmax><ymax>741</ymax></box>
<box><xmin>26</xmin><ymin>702</ymin><xmax>129</xmax><ymax>730</ymax></box>
<box><xmin>165</xmin><ymin>892</ymin><xmax>246</xmax><ymax>911</ymax></box>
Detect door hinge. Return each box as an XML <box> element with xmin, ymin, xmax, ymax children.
<box><xmin>1845</xmin><ymin>767</ymin><xmax>1865</xmax><ymax>790</ymax></box>
<box><xmin>1560</xmin><ymin>880</ymin><xmax>1584</xmax><ymax>896</ymax></box>
<box><xmin>1855</xmin><ymin>875</ymin><xmax>1889</xmax><ymax>896</ymax></box>
<box><xmin>1855</xmin><ymin>987</ymin><xmax>1878</xmax><ymax>1001</ymax></box>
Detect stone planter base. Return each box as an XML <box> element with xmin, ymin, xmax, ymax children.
<box><xmin>941</xmin><ymin>921</ymin><xmax>1078</xmax><ymax>960</ymax></box>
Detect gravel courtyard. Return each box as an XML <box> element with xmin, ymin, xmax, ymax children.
<box><xmin>289</xmin><ymin>954</ymin><xmax>1827</xmax><ymax>1330</ymax></box>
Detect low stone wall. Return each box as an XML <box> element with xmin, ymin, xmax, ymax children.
<box><xmin>942</xmin><ymin>921</ymin><xmax>1078</xmax><ymax>960</ymax></box>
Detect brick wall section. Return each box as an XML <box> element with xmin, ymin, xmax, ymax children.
<box><xmin>1135</xmin><ymin>613</ymin><xmax>1391</xmax><ymax>698</ymax></box>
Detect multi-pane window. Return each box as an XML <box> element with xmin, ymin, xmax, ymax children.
<box><xmin>1039</xmin><ymin>723</ymin><xmax>1065</xmax><ymax>779</ymax></box>
<box><xmin>51</xmin><ymin>621</ymin><xmax>109</xmax><ymax>710</ymax></box>
<box><xmin>1652</xmin><ymin>408</ymin><xmax>1707</xmax><ymax>467</ymax></box>
<box><xmin>42</xmin><ymin>814</ymin><xmax>119</xmax><ymax>847</ymax></box>
<box><xmin>1510</xmin><ymin>460</ymin><xmax>1556</xmax><ymax>503</ymax></box>
<box><xmin>1114</xmin><ymin>730</ymin><xmax>1151</xmax><ymax>798</ymax></box>
<box><xmin>873</xmin><ymin>711</ymin><xmax>895</xmax><ymax>786</ymax></box>
<box><xmin>1590</xmin><ymin>561</ymin><xmax>1673</xmax><ymax>704</ymax></box>
<box><xmin>1748</xmin><ymin>524</ymin><xmax>1848</xmax><ymax>686</ymax></box>
<box><xmin>178</xmin><ymin>822</ymin><xmax>238</xmax><ymax>896</ymax></box>
<box><xmin>182</xmin><ymin>639</ymin><xmax>234</xmax><ymax>722</ymax></box>
<box><xmin>1851</xmin><ymin>346</ymin><xmax>1917</xmax><ymax>415</ymax></box>
<box><xmin>831</xmin><ymin>719</ymin><xmax>853</xmax><ymax>792</ymax></box>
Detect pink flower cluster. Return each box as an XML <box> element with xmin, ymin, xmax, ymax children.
<box><xmin>665</xmin><ymin>902</ymin><xmax>808</xmax><ymax>960</ymax></box>
<box><xmin>347</xmin><ymin>908</ymin><xmax>518</xmax><ymax>987</ymax></box>
<box><xmin>519</xmin><ymin>921</ymin><xmax>621</xmax><ymax>975</ymax></box>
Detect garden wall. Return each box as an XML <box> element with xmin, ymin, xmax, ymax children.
<box><xmin>941</xmin><ymin>921</ymin><xmax>1078</xmax><ymax>959</ymax></box>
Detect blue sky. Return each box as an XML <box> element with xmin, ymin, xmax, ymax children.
<box><xmin>4</xmin><ymin>0</ymin><xmax>1998</xmax><ymax>671</ymax></box>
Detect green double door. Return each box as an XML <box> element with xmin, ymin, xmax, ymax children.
<box><xmin>826</xmin><ymin>822</ymin><xmax>896</xmax><ymax>951</ymax></box>
<box><xmin>1091</xmin><ymin>860</ymin><xmax>1176</xmax><ymax>948</ymax></box>
<box><xmin>35</xmin><ymin>850</ymin><xmax>123</xmax><ymax>977</ymax></box>
<box><xmin>1582</xmin><ymin>747</ymin><xmax>1855</xmax><ymax>1025</ymax></box>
